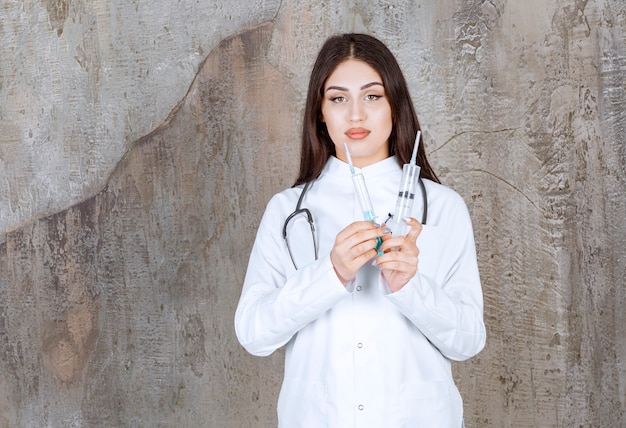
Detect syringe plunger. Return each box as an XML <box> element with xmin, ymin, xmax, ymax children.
<box><xmin>389</xmin><ymin>163</ymin><xmax>421</xmax><ymax>236</ymax></box>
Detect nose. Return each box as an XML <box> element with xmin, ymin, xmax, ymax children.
<box><xmin>349</xmin><ymin>99</ymin><xmax>366</xmax><ymax>122</ymax></box>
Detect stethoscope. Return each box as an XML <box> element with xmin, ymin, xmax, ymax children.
<box><xmin>282</xmin><ymin>177</ymin><xmax>428</xmax><ymax>269</ymax></box>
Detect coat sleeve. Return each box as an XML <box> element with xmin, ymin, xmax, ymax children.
<box><xmin>386</xmin><ymin>194</ymin><xmax>486</xmax><ymax>361</ymax></box>
<box><xmin>234</xmin><ymin>196</ymin><xmax>348</xmax><ymax>357</ymax></box>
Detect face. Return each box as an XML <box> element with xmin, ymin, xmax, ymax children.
<box><xmin>321</xmin><ymin>59</ymin><xmax>392</xmax><ymax>168</ymax></box>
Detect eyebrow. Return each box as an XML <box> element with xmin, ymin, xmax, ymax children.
<box><xmin>325</xmin><ymin>82</ymin><xmax>384</xmax><ymax>92</ymax></box>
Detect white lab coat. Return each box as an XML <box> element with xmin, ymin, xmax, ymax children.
<box><xmin>235</xmin><ymin>156</ymin><xmax>486</xmax><ymax>428</ymax></box>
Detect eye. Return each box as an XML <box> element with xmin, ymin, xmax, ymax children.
<box><xmin>329</xmin><ymin>95</ymin><xmax>347</xmax><ymax>103</ymax></box>
<box><xmin>365</xmin><ymin>94</ymin><xmax>383</xmax><ymax>101</ymax></box>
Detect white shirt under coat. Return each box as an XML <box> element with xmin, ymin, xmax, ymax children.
<box><xmin>235</xmin><ymin>156</ymin><xmax>486</xmax><ymax>427</ymax></box>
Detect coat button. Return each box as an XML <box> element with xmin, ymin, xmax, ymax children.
<box><xmin>356</xmin><ymin>285</ymin><xmax>363</xmax><ymax>292</ymax></box>
<box><xmin>358</xmin><ymin>404</ymin><xmax>365</xmax><ymax>411</ymax></box>
<box><xmin>357</xmin><ymin>342</ymin><xmax>363</xmax><ymax>348</ymax></box>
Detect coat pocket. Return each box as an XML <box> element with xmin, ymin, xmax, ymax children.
<box><xmin>277</xmin><ymin>379</ymin><xmax>328</xmax><ymax>428</ymax></box>
<box><xmin>395</xmin><ymin>380</ymin><xmax>463</xmax><ymax>428</ymax></box>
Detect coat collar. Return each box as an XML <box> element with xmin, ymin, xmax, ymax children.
<box><xmin>323</xmin><ymin>155</ymin><xmax>400</xmax><ymax>180</ymax></box>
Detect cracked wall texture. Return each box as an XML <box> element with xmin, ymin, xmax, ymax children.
<box><xmin>1</xmin><ymin>0</ymin><xmax>625</xmax><ymax>427</ymax></box>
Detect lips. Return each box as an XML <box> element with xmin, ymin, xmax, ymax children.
<box><xmin>345</xmin><ymin>128</ymin><xmax>371</xmax><ymax>140</ymax></box>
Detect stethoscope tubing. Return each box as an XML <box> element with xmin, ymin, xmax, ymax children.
<box><xmin>286</xmin><ymin>176</ymin><xmax>428</xmax><ymax>232</ymax></box>
<box><xmin>282</xmin><ymin>178</ymin><xmax>427</xmax><ymax>269</ymax></box>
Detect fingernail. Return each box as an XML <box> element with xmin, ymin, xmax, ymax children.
<box><xmin>373</xmin><ymin>223</ymin><xmax>381</xmax><ymax>228</ymax></box>
<box><xmin>382</xmin><ymin>228</ymin><xmax>392</xmax><ymax>234</ymax></box>
<box><xmin>402</xmin><ymin>217</ymin><xmax>412</xmax><ymax>223</ymax></box>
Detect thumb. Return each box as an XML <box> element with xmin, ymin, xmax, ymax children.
<box><xmin>403</xmin><ymin>217</ymin><xmax>423</xmax><ymax>242</ymax></box>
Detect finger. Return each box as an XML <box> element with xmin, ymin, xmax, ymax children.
<box><xmin>338</xmin><ymin>221</ymin><xmax>379</xmax><ymax>241</ymax></box>
<box><xmin>403</xmin><ymin>217</ymin><xmax>423</xmax><ymax>242</ymax></box>
<box><xmin>380</xmin><ymin>225</ymin><xmax>393</xmax><ymax>241</ymax></box>
<box><xmin>352</xmin><ymin>239</ymin><xmax>382</xmax><ymax>258</ymax></box>
<box><xmin>343</xmin><ymin>224</ymin><xmax>385</xmax><ymax>250</ymax></box>
<box><xmin>378</xmin><ymin>235</ymin><xmax>405</xmax><ymax>252</ymax></box>
<box><xmin>331</xmin><ymin>225</ymin><xmax>382</xmax><ymax>279</ymax></box>
<box><xmin>377</xmin><ymin>246</ymin><xmax>417</xmax><ymax>266</ymax></box>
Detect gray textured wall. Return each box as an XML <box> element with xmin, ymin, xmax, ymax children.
<box><xmin>1</xmin><ymin>1</ymin><xmax>625</xmax><ymax>427</ymax></box>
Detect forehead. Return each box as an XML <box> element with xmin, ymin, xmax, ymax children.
<box><xmin>325</xmin><ymin>59</ymin><xmax>383</xmax><ymax>88</ymax></box>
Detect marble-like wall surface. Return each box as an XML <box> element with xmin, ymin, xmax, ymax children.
<box><xmin>1</xmin><ymin>1</ymin><xmax>624</xmax><ymax>426</ymax></box>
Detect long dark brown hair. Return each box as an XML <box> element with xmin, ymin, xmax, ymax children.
<box><xmin>294</xmin><ymin>33</ymin><xmax>439</xmax><ymax>186</ymax></box>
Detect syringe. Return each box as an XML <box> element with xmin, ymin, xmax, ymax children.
<box><xmin>389</xmin><ymin>131</ymin><xmax>422</xmax><ymax>236</ymax></box>
<box><xmin>344</xmin><ymin>143</ymin><xmax>383</xmax><ymax>253</ymax></box>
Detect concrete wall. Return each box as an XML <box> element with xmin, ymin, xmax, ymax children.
<box><xmin>1</xmin><ymin>0</ymin><xmax>624</xmax><ymax>426</ymax></box>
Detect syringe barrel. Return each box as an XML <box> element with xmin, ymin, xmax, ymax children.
<box><xmin>351</xmin><ymin>172</ymin><xmax>382</xmax><ymax>252</ymax></box>
<box><xmin>390</xmin><ymin>164</ymin><xmax>421</xmax><ymax>236</ymax></box>
<box><xmin>351</xmin><ymin>173</ymin><xmax>376</xmax><ymax>221</ymax></box>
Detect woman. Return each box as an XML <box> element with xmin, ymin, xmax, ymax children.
<box><xmin>235</xmin><ymin>33</ymin><xmax>486</xmax><ymax>427</ymax></box>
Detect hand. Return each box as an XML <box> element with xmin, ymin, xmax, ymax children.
<box><xmin>330</xmin><ymin>221</ymin><xmax>386</xmax><ymax>285</ymax></box>
<box><xmin>376</xmin><ymin>217</ymin><xmax>423</xmax><ymax>292</ymax></box>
